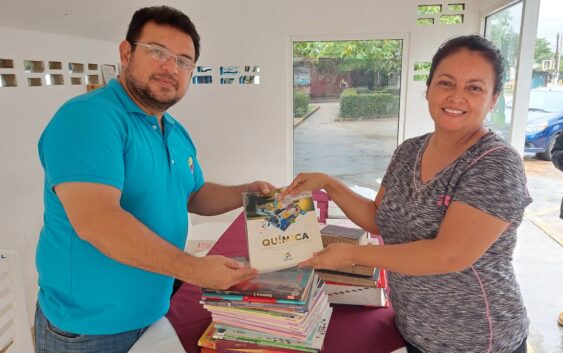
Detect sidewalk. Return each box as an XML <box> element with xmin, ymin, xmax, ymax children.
<box><xmin>523</xmin><ymin>156</ymin><xmax>563</xmax><ymax>246</ymax></box>
<box><xmin>293</xmin><ymin>105</ymin><xmax>320</xmax><ymax>128</ymax></box>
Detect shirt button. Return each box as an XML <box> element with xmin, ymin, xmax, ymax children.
<box><xmin>171</xmin><ymin>159</ymin><xmax>175</xmax><ymax>164</ymax></box>
<box><xmin>152</xmin><ymin>125</ymin><xmax>157</xmax><ymax>130</ymax></box>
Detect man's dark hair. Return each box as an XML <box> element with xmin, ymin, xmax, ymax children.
<box><xmin>126</xmin><ymin>6</ymin><xmax>201</xmax><ymax>62</ymax></box>
<box><xmin>426</xmin><ymin>35</ymin><xmax>505</xmax><ymax>95</ymax></box>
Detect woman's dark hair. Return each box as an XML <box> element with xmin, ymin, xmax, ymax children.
<box><xmin>125</xmin><ymin>6</ymin><xmax>201</xmax><ymax>62</ymax></box>
<box><xmin>426</xmin><ymin>35</ymin><xmax>505</xmax><ymax>95</ymax></box>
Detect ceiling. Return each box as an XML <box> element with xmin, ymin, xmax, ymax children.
<box><xmin>0</xmin><ymin>0</ymin><xmax>187</xmax><ymax>43</ymax></box>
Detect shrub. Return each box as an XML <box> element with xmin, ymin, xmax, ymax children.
<box><xmin>381</xmin><ymin>88</ymin><xmax>400</xmax><ymax>96</ymax></box>
<box><xmin>294</xmin><ymin>91</ymin><xmax>310</xmax><ymax>117</ymax></box>
<box><xmin>340</xmin><ymin>89</ymin><xmax>399</xmax><ymax>118</ymax></box>
<box><xmin>340</xmin><ymin>88</ymin><xmax>357</xmax><ymax>97</ymax></box>
<box><xmin>355</xmin><ymin>86</ymin><xmax>371</xmax><ymax>94</ymax></box>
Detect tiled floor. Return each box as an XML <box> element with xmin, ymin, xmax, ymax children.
<box><xmin>518</xmin><ymin>157</ymin><xmax>563</xmax><ymax>353</ymax></box>
<box><xmin>515</xmin><ymin>219</ymin><xmax>563</xmax><ymax>353</ymax></box>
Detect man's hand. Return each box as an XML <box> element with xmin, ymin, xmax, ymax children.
<box><xmin>189</xmin><ymin>181</ymin><xmax>277</xmax><ymax>216</ymax></box>
<box><xmin>187</xmin><ymin>255</ymin><xmax>257</xmax><ymax>290</ymax></box>
<box><xmin>247</xmin><ymin>181</ymin><xmax>276</xmax><ymax>195</ymax></box>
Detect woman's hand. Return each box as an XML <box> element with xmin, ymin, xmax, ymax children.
<box><xmin>298</xmin><ymin>243</ymin><xmax>357</xmax><ymax>271</ymax></box>
<box><xmin>281</xmin><ymin>172</ymin><xmax>332</xmax><ymax>198</ymax></box>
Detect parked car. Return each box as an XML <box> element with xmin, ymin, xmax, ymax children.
<box><xmin>524</xmin><ymin>87</ymin><xmax>563</xmax><ymax>160</ymax></box>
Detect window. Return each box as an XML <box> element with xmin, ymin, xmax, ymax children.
<box><xmin>484</xmin><ymin>1</ymin><xmax>523</xmax><ymax>141</ymax></box>
<box><xmin>292</xmin><ymin>39</ymin><xmax>403</xmax><ymax>191</ymax></box>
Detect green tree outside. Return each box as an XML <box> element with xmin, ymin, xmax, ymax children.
<box><xmin>535</xmin><ymin>38</ymin><xmax>554</xmax><ymax>66</ymax></box>
<box><xmin>294</xmin><ymin>40</ymin><xmax>402</xmax><ymax>90</ymax></box>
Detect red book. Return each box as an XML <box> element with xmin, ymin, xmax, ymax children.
<box><xmin>201</xmin><ymin>348</ymin><xmax>218</xmax><ymax>353</ymax></box>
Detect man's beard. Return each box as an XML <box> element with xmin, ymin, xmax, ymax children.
<box><xmin>123</xmin><ymin>66</ymin><xmax>181</xmax><ymax>113</ymax></box>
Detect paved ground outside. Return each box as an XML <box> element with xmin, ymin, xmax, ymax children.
<box><xmin>294</xmin><ymin>101</ymin><xmax>397</xmax><ymax>189</ymax></box>
<box><xmin>523</xmin><ymin>156</ymin><xmax>563</xmax><ymax>245</ymax></box>
<box><xmin>294</xmin><ymin>101</ymin><xmax>563</xmax><ymax>353</ymax></box>
<box><xmin>519</xmin><ymin>157</ymin><xmax>563</xmax><ymax>353</ymax></box>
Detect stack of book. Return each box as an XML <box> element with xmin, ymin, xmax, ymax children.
<box><xmin>318</xmin><ymin>224</ymin><xmax>388</xmax><ymax>307</ymax></box>
<box><xmin>198</xmin><ymin>263</ymin><xmax>332</xmax><ymax>353</ymax></box>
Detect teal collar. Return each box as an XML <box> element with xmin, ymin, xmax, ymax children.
<box><xmin>107</xmin><ymin>79</ymin><xmax>176</xmax><ymax>126</ymax></box>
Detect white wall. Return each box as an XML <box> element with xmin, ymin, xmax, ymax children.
<box><xmin>0</xmin><ymin>26</ymin><xmax>119</xmax><ymax>323</ymax></box>
<box><xmin>0</xmin><ymin>0</ymin><xmax>482</xmax><ymax>324</ymax></box>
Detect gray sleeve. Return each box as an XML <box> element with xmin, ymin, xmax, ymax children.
<box><xmin>453</xmin><ymin>148</ymin><xmax>532</xmax><ymax>222</ymax></box>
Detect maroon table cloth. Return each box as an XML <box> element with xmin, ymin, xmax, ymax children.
<box><xmin>166</xmin><ymin>213</ymin><xmax>406</xmax><ymax>353</ymax></box>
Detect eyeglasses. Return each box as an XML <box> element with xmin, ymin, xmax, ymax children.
<box><xmin>133</xmin><ymin>42</ymin><xmax>195</xmax><ymax>71</ymax></box>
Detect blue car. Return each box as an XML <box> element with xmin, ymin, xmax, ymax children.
<box><xmin>524</xmin><ymin>87</ymin><xmax>563</xmax><ymax>160</ymax></box>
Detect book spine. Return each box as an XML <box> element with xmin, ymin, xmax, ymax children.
<box><xmin>376</xmin><ymin>269</ymin><xmax>387</xmax><ymax>288</ymax></box>
<box><xmin>333</xmin><ymin>264</ymin><xmax>375</xmax><ymax>277</ymax></box>
<box><xmin>321</xmin><ymin>234</ymin><xmax>359</xmax><ymax>247</ymax></box>
<box><xmin>200</xmin><ymin>348</ymin><xmax>218</xmax><ymax>353</ymax></box>
<box><xmin>202</xmin><ymin>293</ymin><xmax>307</xmax><ymax>305</ymax></box>
<box><xmin>216</xmin><ymin>339</ymin><xmax>307</xmax><ymax>353</ymax></box>
<box><xmin>317</xmin><ymin>271</ymin><xmax>376</xmax><ymax>287</ymax></box>
<box><xmin>205</xmin><ymin>289</ymin><xmax>297</xmax><ymax>301</ymax></box>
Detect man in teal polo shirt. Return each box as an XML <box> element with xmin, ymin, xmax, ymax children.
<box><xmin>35</xmin><ymin>6</ymin><xmax>273</xmax><ymax>353</ymax></box>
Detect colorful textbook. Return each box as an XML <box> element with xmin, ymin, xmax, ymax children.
<box><xmin>202</xmin><ymin>263</ymin><xmax>315</xmax><ymax>301</ymax></box>
<box><xmin>200</xmin><ymin>268</ymin><xmax>331</xmax><ymax>353</ymax></box>
<box><xmin>243</xmin><ymin>189</ymin><xmax>323</xmax><ymax>272</ymax></box>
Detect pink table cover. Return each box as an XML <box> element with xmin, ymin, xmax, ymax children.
<box><xmin>166</xmin><ymin>213</ymin><xmax>406</xmax><ymax>353</ymax></box>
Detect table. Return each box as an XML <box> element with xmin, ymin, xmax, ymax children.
<box><xmin>166</xmin><ymin>213</ymin><xmax>406</xmax><ymax>353</ymax></box>
<box><xmin>128</xmin><ymin>317</ymin><xmax>184</xmax><ymax>353</ymax></box>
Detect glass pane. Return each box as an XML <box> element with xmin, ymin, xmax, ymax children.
<box><xmin>293</xmin><ymin>39</ymin><xmax>402</xmax><ymax>191</ymax></box>
<box><xmin>414</xmin><ymin>62</ymin><xmax>431</xmax><ymax>71</ymax></box>
<box><xmin>45</xmin><ymin>74</ymin><xmax>64</xmax><ymax>86</ymax></box>
<box><xmin>417</xmin><ymin>18</ymin><xmax>434</xmax><ymax>26</ymax></box>
<box><xmin>48</xmin><ymin>61</ymin><xmax>62</xmax><ymax>70</ymax></box>
<box><xmin>192</xmin><ymin>75</ymin><xmax>212</xmax><ymax>84</ymax></box>
<box><xmin>239</xmin><ymin>75</ymin><xmax>259</xmax><ymax>84</ymax></box>
<box><xmin>440</xmin><ymin>15</ymin><xmax>464</xmax><ymax>24</ymax></box>
<box><xmin>524</xmin><ymin>0</ymin><xmax>563</xmax><ymax>160</ymax></box>
<box><xmin>417</xmin><ymin>5</ymin><xmax>441</xmax><ymax>16</ymax></box>
<box><xmin>245</xmin><ymin>66</ymin><xmax>260</xmax><ymax>73</ymax></box>
<box><xmin>27</xmin><ymin>77</ymin><xmax>43</xmax><ymax>87</ymax></box>
<box><xmin>220</xmin><ymin>66</ymin><xmax>239</xmax><ymax>75</ymax></box>
<box><xmin>414</xmin><ymin>74</ymin><xmax>429</xmax><ymax>81</ymax></box>
<box><xmin>196</xmin><ymin>66</ymin><xmax>212</xmax><ymax>73</ymax></box>
<box><xmin>23</xmin><ymin>60</ymin><xmax>44</xmax><ymax>73</ymax></box>
<box><xmin>0</xmin><ymin>59</ymin><xmax>14</xmax><ymax>69</ymax></box>
<box><xmin>448</xmin><ymin>4</ymin><xmax>465</xmax><ymax>12</ymax></box>
<box><xmin>484</xmin><ymin>1</ymin><xmax>523</xmax><ymax>141</ymax></box>
<box><xmin>85</xmin><ymin>74</ymin><xmax>100</xmax><ymax>85</ymax></box>
<box><xmin>68</xmin><ymin>62</ymin><xmax>84</xmax><ymax>74</ymax></box>
<box><xmin>220</xmin><ymin>78</ymin><xmax>235</xmax><ymax>85</ymax></box>
<box><xmin>0</xmin><ymin>74</ymin><xmax>17</xmax><ymax>87</ymax></box>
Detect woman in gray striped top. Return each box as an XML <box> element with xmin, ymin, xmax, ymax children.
<box><xmin>283</xmin><ymin>35</ymin><xmax>530</xmax><ymax>353</ymax></box>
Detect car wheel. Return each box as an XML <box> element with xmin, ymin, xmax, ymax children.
<box><xmin>536</xmin><ymin>133</ymin><xmax>559</xmax><ymax>161</ymax></box>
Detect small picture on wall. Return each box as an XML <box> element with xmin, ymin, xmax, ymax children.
<box><xmin>220</xmin><ymin>66</ymin><xmax>239</xmax><ymax>75</ymax></box>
